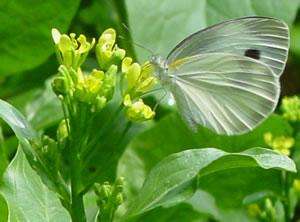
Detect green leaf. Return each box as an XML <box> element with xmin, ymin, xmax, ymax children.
<box><xmin>0</xmin><ymin>1</ymin><xmax>80</xmax><ymax>75</ymax></box>
<box><xmin>127</xmin><ymin>147</ymin><xmax>296</xmax><ymax>216</ymax></box>
<box><xmin>0</xmin><ymin>98</ymin><xmax>38</xmax><ymax>165</ymax></box>
<box><xmin>118</xmin><ymin>113</ymin><xmax>292</xmax><ymax>219</ymax></box>
<box><xmin>24</xmin><ymin>80</ymin><xmax>63</xmax><ymax>130</ymax></box>
<box><xmin>291</xmin><ymin>24</ymin><xmax>300</xmax><ymax>56</ymax></box>
<box><xmin>187</xmin><ymin>190</ymin><xmax>254</xmax><ymax>222</ymax></box>
<box><xmin>0</xmin><ymin>148</ymin><xmax>71</xmax><ymax>221</ymax></box>
<box><xmin>129</xmin><ymin>114</ymin><xmax>292</xmax><ymax>169</ymax></box>
<box><xmin>126</xmin><ymin>0</ymin><xmax>300</xmax><ymax>61</ymax></box>
<box><xmin>0</xmin><ymin>194</ymin><xmax>8</xmax><ymax>222</ymax></box>
<box><xmin>0</xmin><ymin>126</ymin><xmax>8</xmax><ymax>177</ymax></box>
<box><xmin>0</xmin><ymin>99</ymin><xmax>37</xmax><ymax>142</ymax></box>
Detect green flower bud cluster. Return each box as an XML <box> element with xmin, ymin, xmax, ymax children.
<box><xmin>281</xmin><ymin>96</ymin><xmax>300</xmax><ymax>122</ymax></box>
<box><xmin>123</xmin><ymin>94</ymin><xmax>155</xmax><ymax>122</ymax></box>
<box><xmin>94</xmin><ymin>177</ymin><xmax>125</xmax><ymax>220</ymax></box>
<box><xmin>247</xmin><ymin>199</ymin><xmax>278</xmax><ymax>221</ymax></box>
<box><xmin>264</xmin><ymin>132</ymin><xmax>294</xmax><ymax>156</ymax></box>
<box><xmin>74</xmin><ymin>66</ymin><xmax>118</xmax><ymax>111</ymax></box>
<box><xmin>36</xmin><ymin>135</ymin><xmax>59</xmax><ymax>172</ymax></box>
<box><xmin>51</xmin><ymin>28</ymin><xmax>124</xmax><ymax>113</ymax></box>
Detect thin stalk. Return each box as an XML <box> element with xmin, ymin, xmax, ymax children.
<box><xmin>282</xmin><ymin>171</ymin><xmax>290</xmax><ymax>222</ymax></box>
<box><xmin>70</xmin><ymin>145</ymin><xmax>86</xmax><ymax>222</ymax></box>
<box><xmin>67</xmin><ymin>100</ymin><xmax>86</xmax><ymax>221</ymax></box>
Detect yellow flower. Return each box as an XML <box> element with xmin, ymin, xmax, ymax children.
<box><xmin>122</xmin><ymin>58</ymin><xmax>157</xmax><ymax>97</ymax></box>
<box><xmin>96</xmin><ymin>28</ymin><xmax>125</xmax><ymax>71</ymax></box>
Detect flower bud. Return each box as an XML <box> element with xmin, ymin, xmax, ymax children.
<box><xmin>126</xmin><ymin>63</ymin><xmax>141</xmax><ymax>90</ymax></box>
<box><xmin>52</xmin><ymin>76</ymin><xmax>67</xmax><ymax>96</ymax></box>
<box><xmin>124</xmin><ymin>95</ymin><xmax>155</xmax><ymax>122</ymax></box>
<box><xmin>293</xmin><ymin>179</ymin><xmax>300</xmax><ymax>193</ymax></box>
<box><xmin>115</xmin><ymin>193</ymin><xmax>124</xmax><ymax>206</ymax></box>
<box><xmin>92</xmin><ymin>96</ymin><xmax>107</xmax><ymax>112</ymax></box>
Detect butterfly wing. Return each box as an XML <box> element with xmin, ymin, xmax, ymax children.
<box><xmin>167</xmin><ymin>17</ymin><xmax>289</xmax><ymax>76</ymax></box>
<box><xmin>167</xmin><ymin>53</ymin><xmax>280</xmax><ymax>135</ymax></box>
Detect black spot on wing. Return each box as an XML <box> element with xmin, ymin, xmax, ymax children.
<box><xmin>244</xmin><ymin>49</ymin><xmax>260</xmax><ymax>60</ymax></box>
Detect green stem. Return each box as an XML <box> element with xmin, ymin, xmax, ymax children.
<box><xmin>70</xmin><ymin>148</ymin><xmax>86</xmax><ymax>222</ymax></box>
<box><xmin>282</xmin><ymin>171</ymin><xmax>292</xmax><ymax>222</ymax></box>
<box><xmin>70</xmin><ymin>106</ymin><xmax>87</xmax><ymax>222</ymax></box>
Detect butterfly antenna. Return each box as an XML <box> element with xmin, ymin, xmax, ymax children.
<box><xmin>118</xmin><ymin>35</ymin><xmax>155</xmax><ymax>55</ymax></box>
<box><xmin>120</xmin><ymin>22</ymin><xmax>155</xmax><ymax>55</ymax></box>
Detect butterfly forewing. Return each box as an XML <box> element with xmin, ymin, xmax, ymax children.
<box><xmin>168</xmin><ymin>53</ymin><xmax>280</xmax><ymax>135</ymax></box>
<box><xmin>167</xmin><ymin>17</ymin><xmax>289</xmax><ymax>76</ymax></box>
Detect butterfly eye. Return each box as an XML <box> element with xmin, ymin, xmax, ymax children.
<box><xmin>244</xmin><ymin>49</ymin><xmax>260</xmax><ymax>60</ymax></box>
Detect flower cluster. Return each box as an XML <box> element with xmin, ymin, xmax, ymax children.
<box><xmin>94</xmin><ymin>177</ymin><xmax>125</xmax><ymax>220</ymax></box>
<box><xmin>281</xmin><ymin>96</ymin><xmax>300</xmax><ymax>122</ymax></box>
<box><xmin>247</xmin><ymin>199</ymin><xmax>277</xmax><ymax>221</ymax></box>
<box><xmin>51</xmin><ymin>29</ymin><xmax>125</xmax><ymax>113</ymax></box>
<box><xmin>51</xmin><ymin>28</ymin><xmax>156</xmax><ymax>121</ymax></box>
<box><xmin>121</xmin><ymin>57</ymin><xmax>157</xmax><ymax>121</ymax></box>
<box><xmin>264</xmin><ymin>132</ymin><xmax>294</xmax><ymax>156</ymax></box>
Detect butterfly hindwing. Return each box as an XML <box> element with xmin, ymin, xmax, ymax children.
<box><xmin>167</xmin><ymin>17</ymin><xmax>289</xmax><ymax>76</ymax></box>
<box><xmin>167</xmin><ymin>53</ymin><xmax>280</xmax><ymax>135</ymax></box>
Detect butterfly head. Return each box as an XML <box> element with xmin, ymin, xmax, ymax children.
<box><xmin>149</xmin><ymin>55</ymin><xmax>168</xmax><ymax>80</ymax></box>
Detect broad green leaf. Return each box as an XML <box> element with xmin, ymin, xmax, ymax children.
<box><xmin>118</xmin><ymin>114</ymin><xmax>292</xmax><ymax>220</ymax></box>
<box><xmin>129</xmin><ymin>114</ymin><xmax>292</xmax><ymax>171</ymax></box>
<box><xmin>0</xmin><ymin>98</ymin><xmax>38</xmax><ymax>165</ymax></box>
<box><xmin>0</xmin><ymin>1</ymin><xmax>80</xmax><ymax>75</ymax></box>
<box><xmin>127</xmin><ymin>147</ymin><xmax>296</xmax><ymax>216</ymax></box>
<box><xmin>0</xmin><ymin>148</ymin><xmax>71</xmax><ymax>222</ymax></box>
<box><xmin>126</xmin><ymin>0</ymin><xmax>299</xmax><ymax>61</ymax></box>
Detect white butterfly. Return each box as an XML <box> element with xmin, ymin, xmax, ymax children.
<box><xmin>150</xmin><ymin>16</ymin><xmax>289</xmax><ymax>135</ymax></box>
